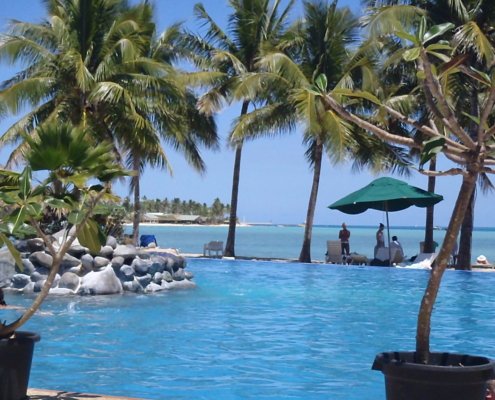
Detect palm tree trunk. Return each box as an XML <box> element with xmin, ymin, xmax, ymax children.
<box><xmin>423</xmin><ymin>158</ymin><xmax>436</xmax><ymax>253</ymax></box>
<box><xmin>416</xmin><ymin>171</ymin><xmax>477</xmax><ymax>363</ymax></box>
<box><xmin>457</xmin><ymin>188</ymin><xmax>475</xmax><ymax>269</ymax></box>
<box><xmin>132</xmin><ymin>157</ymin><xmax>141</xmax><ymax>247</ymax></box>
<box><xmin>299</xmin><ymin>141</ymin><xmax>323</xmax><ymax>263</ymax></box>
<box><xmin>456</xmin><ymin>84</ymin><xmax>479</xmax><ymax>270</ymax></box>
<box><xmin>224</xmin><ymin>101</ymin><xmax>249</xmax><ymax>258</ymax></box>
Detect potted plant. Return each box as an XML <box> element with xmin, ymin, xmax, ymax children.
<box><xmin>0</xmin><ymin>122</ymin><xmax>129</xmax><ymax>400</ymax></box>
<box><xmin>306</xmin><ymin>5</ymin><xmax>495</xmax><ymax>400</ymax></box>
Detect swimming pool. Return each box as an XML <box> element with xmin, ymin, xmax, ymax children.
<box><xmin>6</xmin><ymin>259</ymin><xmax>495</xmax><ymax>399</ymax></box>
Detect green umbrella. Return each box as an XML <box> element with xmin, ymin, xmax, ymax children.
<box><xmin>328</xmin><ymin>177</ymin><xmax>443</xmax><ymax>264</ymax></box>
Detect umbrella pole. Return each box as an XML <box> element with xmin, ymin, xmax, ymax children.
<box><xmin>386</xmin><ymin>206</ymin><xmax>392</xmax><ymax>266</ymax></box>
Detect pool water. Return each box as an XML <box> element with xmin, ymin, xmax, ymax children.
<box><xmin>6</xmin><ymin>259</ymin><xmax>495</xmax><ymax>399</ymax></box>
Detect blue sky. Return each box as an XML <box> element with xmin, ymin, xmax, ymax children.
<box><xmin>0</xmin><ymin>0</ymin><xmax>493</xmax><ymax>228</ymax></box>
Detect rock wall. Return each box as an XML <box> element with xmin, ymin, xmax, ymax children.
<box><xmin>1</xmin><ymin>235</ymin><xmax>195</xmax><ymax>296</ymax></box>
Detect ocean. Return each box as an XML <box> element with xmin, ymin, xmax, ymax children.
<box><xmin>128</xmin><ymin>224</ymin><xmax>495</xmax><ymax>264</ymax></box>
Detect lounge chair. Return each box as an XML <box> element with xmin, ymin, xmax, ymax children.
<box><xmin>203</xmin><ymin>241</ymin><xmax>224</xmax><ymax>257</ymax></box>
<box><xmin>325</xmin><ymin>240</ymin><xmax>343</xmax><ymax>264</ymax></box>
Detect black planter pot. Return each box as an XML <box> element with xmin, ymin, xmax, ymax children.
<box><xmin>0</xmin><ymin>331</ymin><xmax>40</xmax><ymax>400</ymax></box>
<box><xmin>373</xmin><ymin>351</ymin><xmax>495</xmax><ymax>400</ymax></box>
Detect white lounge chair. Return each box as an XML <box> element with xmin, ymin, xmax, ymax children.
<box><xmin>325</xmin><ymin>240</ymin><xmax>343</xmax><ymax>264</ymax></box>
<box><xmin>203</xmin><ymin>241</ymin><xmax>224</xmax><ymax>257</ymax></box>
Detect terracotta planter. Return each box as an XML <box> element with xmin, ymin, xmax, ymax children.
<box><xmin>0</xmin><ymin>331</ymin><xmax>40</xmax><ymax>400</ymax></box>
<box><xmin>373</xmin><ymin>351</ymin><xmax>495</xmax><ymax>400</ymax></box>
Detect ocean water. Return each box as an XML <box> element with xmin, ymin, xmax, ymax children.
<box><xmin>130</xmin><ymin>224</ymin><xmax>495</xmax><ymax>263</ymax></box>
<box><xmin>5</xmin><ymin>259</ymin><xmax>495</xmax><ymax>399</ymax></box>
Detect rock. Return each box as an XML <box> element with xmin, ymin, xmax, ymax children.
<box><xmin>27</xmin><ymin>238</ymin><xmax>45</xmax><ymax>253</ymax></box>
<box><xmin>49</xmin><ymin>287</ymin><xmax>76</xmax><ymax>295</ymax></box>
<box><xmin>170</xmin><ymin>280</ymin><xmax>196</xmax><ymax>289</ymax></box>
<box><xmin>58</xmin><ymin>272</ymin><xmax>80</xmax><ymax>291</ymax></box>
<box><xmin>29</xmin><ymin>251</ymin><xmax>53</xmax><ymax>269</ymax></box>
<box><xmin>119</xmin><ymin>265</ymin><xmax>135</xmax><ymax>281</ymax></box>
<box><xmin>61</xmin><ymin>253</ymin><xmax>81</xmax><ymax>270</ymax></box>
<box><xmin>136</xmin><ymin>274</ymin><xmax>152</xmax><ymax>288</ymax></box>
<box><xmin>30</xmin><ymin>271</ymin><xmax>48</xmax><ymax>283</ymax></box>
<box><xmin>14</xmin><ymin>240</ymin><xmax>29</xmax><ymax>252</ymax></box>
<box><xmin>113</xmin><ymin>245</ymin><xmax>137</xmax><ymax>262</ymax></box>
<box><xmin>122</xmin><ymin>280</ymin><xmax>143</xmax><ymax>293</ymax></box>
<box><xmin>67</xmin><ymin>245</ymin><xmax>88</xmax><ymax>258</ymax></box>
<box><xmin>68</xmin><ymin>266</ymin><xmax>83</xmax><ymax>275</ymax></box>
<box><xmin>0</xmin><ymin>248</ymin><xmax>16</xmax><ymax>286</ymax></box>
<box><xmin>34</xmin><ymin>274</ymin><xmax>61</xmax><ymax>291</ymax></box>
<box><xmin>22</xmin><ymin>282</ymin><xmax>35</xmax><ymax>293</ymax></box>
<box><xmin>132</xmin><ymin>258</ymin><xmax>152</xmax><ymax>275</ymax></box>
<box><xmin>161</xmin><ymin>280</ymin><xmax>172</xmax><ymax>290</ymax></box>
<box><xmin>11</xmin><ymin>274</ymin><xmax>31</xmax><ymax>289</ymax></box>
<box><xmin>106</xmin><ymin>236</ymin><xmax>118</xmax><ymax>249</ymax></box>
<box><xmin>149</xmin><ymin>256</ymin><xmax>166</xmax><ymax>274</ymax></box>
<box><xmin>99</xmin><ymin>245</ymin><xmax>114</xmax><ymax>259</ymax></box>
<box><xmin>94</xmin><ymin>256</ymin><xmax>110</xmax><ymax>270</ymax></box>
<box><xmin>80</xmin><ymin>254</ymin><xmax>94</xmax><ymax>273</ymax></box>
<box><xmin>111</xmin><ymin>256</ymin><xmax>125</xmax><ymax>271</ymax></box>
<box><xmin>80</xmin><ymin>265</ymin><xmax>123</xmax><ymax>295</ymax></box>
<box><xmin>152</xmin><ymin>272</ymin><xmax>163</xmax><ymax>284</ymax></box>
<box><xmin>173</xmin><ymin>268</ymin><xmax>186</xmax><ymax>281</ymax></box>
<box><xmin>144</xmin><ymin>282</ymin><xmax>163</xmax><ymax>292</ymax></box>
<box><xmin>184</xmin><ymin>271</ymin><xmax>194</xmax><ymax>280</ymax></box>
<box><xmin>162</xmin><ymin>271</ymin><xmax>173</xmax><ymax>282</ymax></box>
<box><xmin>20</xmin><ymin>259</ymin><xmax>36</xmax><ymax>275</ymax></box>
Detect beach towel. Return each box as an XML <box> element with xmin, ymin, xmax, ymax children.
<box><xmin>140</xmin><ymin>235</ymin><xmax>157</xmax><ymax>247</ymax></box>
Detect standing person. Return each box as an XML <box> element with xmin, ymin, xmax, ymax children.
<box><xmin>375</xmin><ymin>223</ymin><xmax>385</xmax><ymax>257</ymax></box>
<box><xmin>0</xmin><ymin>288</ymin><xmax>6</xmax><ymax>306</ymax></box>
<box><xmin>339</xmin><ymin>223</ymin><xmax>351</xmax><ymax>260</ymax></box>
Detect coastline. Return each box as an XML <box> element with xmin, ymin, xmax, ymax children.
<box><xmin>123</xmin><ymin>222</ymin><xmax>252</xmax><ymax>228</ymax></box>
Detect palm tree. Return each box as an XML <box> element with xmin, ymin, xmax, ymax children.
<box><xmin>185</xmin><ymin>0</ymin><xmax>295</xmax><ymax>257</ymax></box>
<box><xmin>0</xmin><ymin>0</ymin><xmax>218</xmax><ymax>245</ymax></box>
<box><xmin>361</xmin><ymin>0</ymin><xmax>495</xmax><ymax>266</ymax></box>
<box><xmin>231</xmin><ymin>0</ymin><xmax>411</xmax><ymax>262</ymax></box>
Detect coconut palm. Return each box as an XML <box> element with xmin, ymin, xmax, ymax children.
<box><xmin>185</xmin><ymin>0</ymin><xmax>295</xmax><ymax>257</ymax></box>
<box><xmin>0</xmin><ymin>0</ymin><xmax>218</xmax><ymax>245</ymax></box>
<box><xmin>362</xmin><ymin>0</ymin><xmax>495</xmax><ymax>266</ymax></box>
<box><xmin>231</xmin><ymin>0</ymin><xmax>411</xmax><ymax>262</ymax></box>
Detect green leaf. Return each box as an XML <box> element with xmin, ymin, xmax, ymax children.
<box><xmin>315</xmin><ymin>74</ymin><xmax>328</xmax><ymax>92</ymax></box>
<box><xmin>0</xmin><ymin>233</ymin><xmax>23</xmax><ymax>271</ymax></box>
<box><xmin>331</xmin><ymin>89</ymin><xmax>381</xmax><ymax>105</ymax></box>
<box><xmin>420</xmin><ymin>137</ymin><xmax>446</xmax><ymax>167</ymax></box>
<box><xmin>11</xmin><ymin>206</ymin><xmax>27</xmax><ymax>233</ymax></box>
<box><xmin>403</xmin><ymin>47</ymin><xmax>421</xmax><ymax>61</ymax></box>
<box><xmin>18</xmin><ymin>166</ymin><xmax>31</xmax><ymax>199</ymax></box>
<box><xmin>77</xmin><ymin>219</ymin><xmax>104</xmax><ymax>255</ymax></box>
<box><xmin>423</xmin><ymin>22</ymin><xmax>455</xmax><ymax>44</ymax></box>
<box><xmin>395</xmin><ymin>31</ymin><xmax>418</xmax><ymax>45</ymax></box>
<box><xmin>426</xmin><ymin>50</ymin><xmax>451</xmax><ymax>63</ymax></box>
<box><xmin>67</xmin><ymin>209</ymin><xmax>86</xmax><ymax>225</ymax></box>
<box><xmin>416</xmin><ymin>70</ymin><xmax>426</xmax><ymax>80</ymax></box>
<box><xmin>45</xmin><ymin>198</ymin><xmax>72</xmax><ymax>209</ymax></box>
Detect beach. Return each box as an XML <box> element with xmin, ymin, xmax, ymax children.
<box><xmin>125</xmin><ymin>223</ymin><xmax>495</xmax><ymax>264</ymax></box>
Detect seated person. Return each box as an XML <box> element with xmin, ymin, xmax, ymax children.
<box><xmin>390</xmin><ymin>236</ymin><xmax>404</xmax><ymax>263</ymax></box>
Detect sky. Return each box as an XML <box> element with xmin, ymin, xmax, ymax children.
<box><xmin>0</xmin><ymin>0</ymin><xmax>493</xmax><ymax>228</ymax></box>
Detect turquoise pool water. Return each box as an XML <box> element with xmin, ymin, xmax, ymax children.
<box><xmin>5</xmin><ymin>258</ymin><xmax>495</xmax><ymax>399</ymax></box>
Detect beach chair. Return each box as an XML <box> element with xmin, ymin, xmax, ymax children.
<box><xmin>325</xmin><ymin>240</ymin><xmax>342</xmax><ymax>264</ymax></box>
<box><xmin>390</xmin><ymin>247</ymin><xmax>404</xmax><ymax>264</ymax></box>
<box><xmin>203</xmin><ymin>241</ymin><xmax>224</xmax><ymax>257</ymax></box>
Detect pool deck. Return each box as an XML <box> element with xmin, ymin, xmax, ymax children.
<box><xmin>28</xmin><ymin>389</ymin><xmax>144</xmax><ymax>399</ymax></box>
